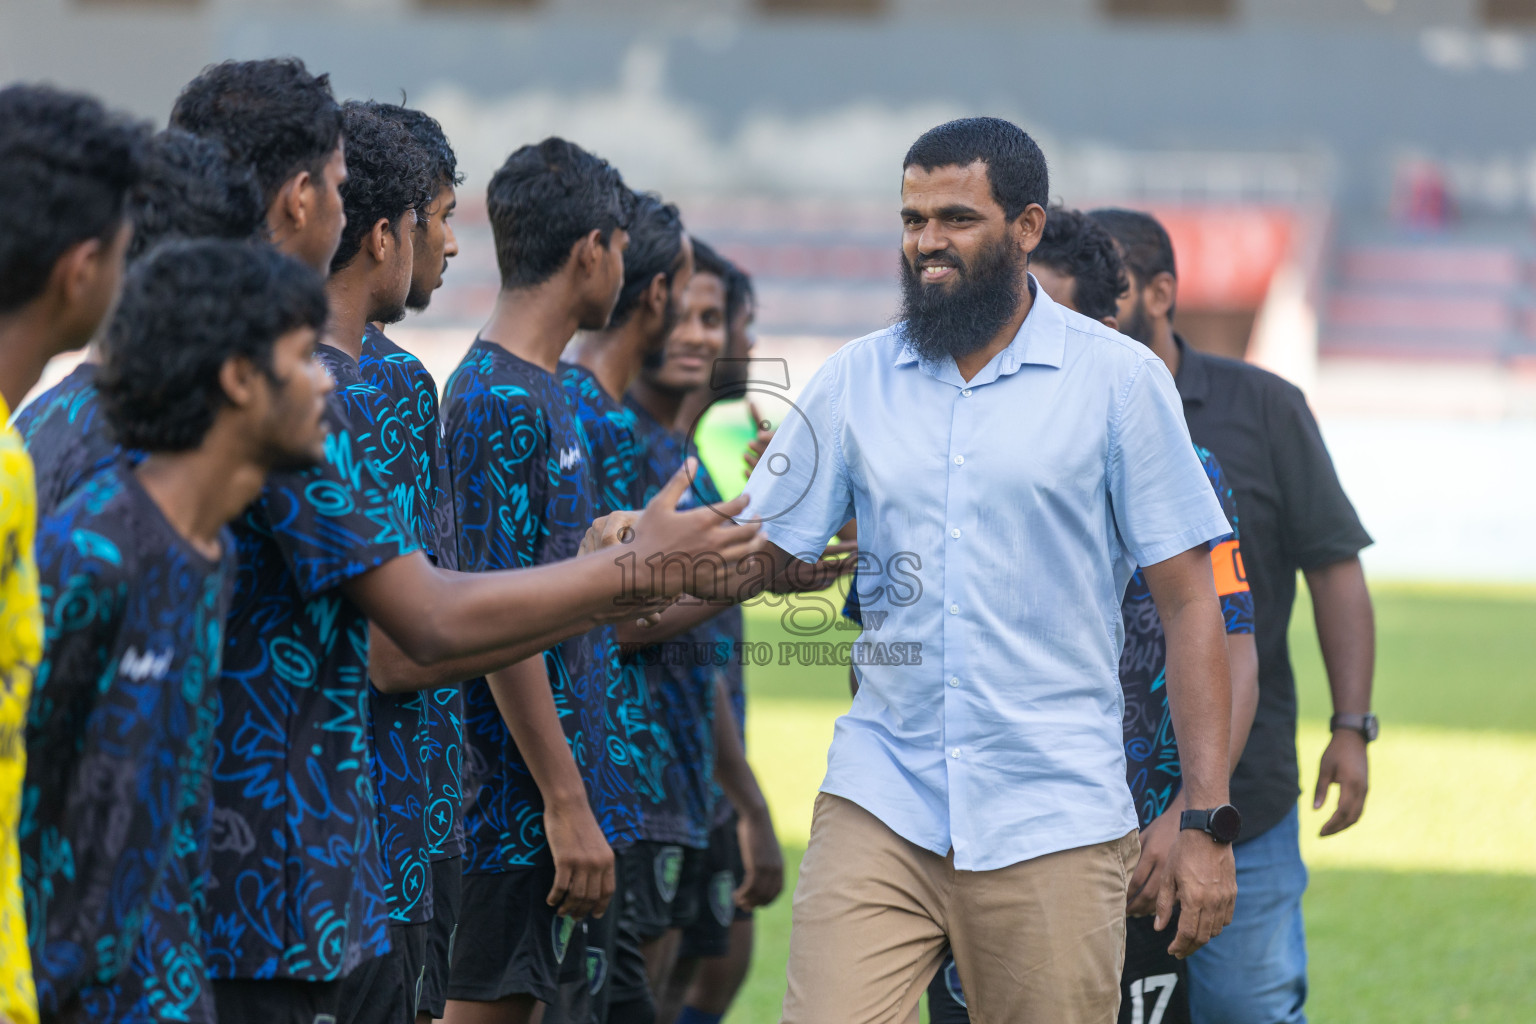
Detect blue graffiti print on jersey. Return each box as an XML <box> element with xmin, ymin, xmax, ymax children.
<box><xmin>22</xmin><ymin>463</ymin><xmax>231</xmax><ymax>1022</ymax></box>
<box><xmin>559</xmin><ymin>363</ymin><xmax>670</xmax><ymax>816</ymax></box>
<box><xmin>708</xmin><ymin>606</ymin><xmax>745</xmax><ymax>829</ymax></box>
<box><xmin>441</xmin><ymin>340</ymin><xmax>639</xmax><ymax>873</ymax></box>
<box><xmin>625</xmin><ymin>398</ymin><xmax>721</xmax><ymax>848</ymax></box>
<box><xmin>207</xmin><ymin>396</ymin><xmax>417</xmax><ymax>981</ymax></box>
<box><xmin>359</xmin><ymin>326</ymin><xmax>464</xmax><ymax>862</ymax></box>
<box><xmin>1119</xmin><ymin>445</ymin><xmax>1254</xmax><ymax>828</ymax></box>
<box><xmin>315</xmin><ymin>344</ymin><xmax>434</xmax><ymax>924</ymax></box>
<box><xmin>13</xmin><ymin>362</ymin><xmax>126</xmax><ymax>521</ymax></box>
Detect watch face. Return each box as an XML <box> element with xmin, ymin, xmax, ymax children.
<box><xmin>1364</xmin><ymin>715</ymin><xmax>1380</xmax><ymax>742</ymax></box>
<box><xmin>1210</xmin><ymin>804</ymin><xmax>1243</xmax><ymax>843</ymax></box>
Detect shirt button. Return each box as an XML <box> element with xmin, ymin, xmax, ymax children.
<box><xmin>953</xmin><ymin>454</ymin><xmax>965</xmax><ymax>466</ymax></box>
<box><xmin>949</xmin><ymin>676</ymin><xmax>959</xmax><ymax>687</ymax></box>
<box><xmin>962</xmin><ymin>388</ymin><xmax>973</xmax><ymax>397</ymax></box>
<box><xmin>949</xmin><ymin>604</ymin><xmax>959</xmax><ymax>615</ymax></box>
<box><xmin>951</xmin><ymin>748</ymin><xmax>961</xmax><ymax>758</ymax></box>
<box><xmin>950</xmin><ymin>527</ymin><xmax>961</xmax><ymax>539</ymax></box>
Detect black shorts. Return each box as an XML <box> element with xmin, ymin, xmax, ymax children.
<box><xmin>338</xmin><ymin>922</ymin><xmax>427</xmax><ymax>1024</ymax></box>
<box><xmin>447</xmin><ymin>864</ymin><xmax>587</xmax><ymax>1005</ymax></box>
<box><xmin>1117</xmin><ymin>914</ymin><xmax>1190</xmax><ymax>1024</ymax></box>
<box><xmin>678</xmin><ymin>815</ymin><xmax>750</xmax><ymax>960</ymax></box>
<box><xmin>212</xmin><ymin>978</ymin><xmax>342</xmax><ymax>1024</ymax></box>
<box><xmin>620</xmin><ymin>840</ymin><xmax>707</xmax><ymax>943</ymax></box>
<box><xmin>925</xmin><ymin>955</ymin><xmax>969</xmax><ymax>1024</ymax></box>
<box><xmin>542</xmin><ymin>845</ymin><xmax>636</xmax><ymax>1024</ymax></box>
<box><xmin>419</xmin><ymin>857</ymin><xmax>463</xmax><ymax>1018</ymax></box>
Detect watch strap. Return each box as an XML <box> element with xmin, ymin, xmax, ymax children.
<box><xmin>1330</xmin><ymin>713</ymin><xmax>1378</xmax><ymax>741</ymax></box>
<box><xmin>1179</xmin><ymin>809</ymin><xmax>1211</xmax><ymax>833</ymax></box>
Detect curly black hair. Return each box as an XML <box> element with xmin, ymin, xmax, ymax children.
<box><xmin>126</xmin><ymin>130</ymin><xmax>266</xmax><ymax>265</ymax></box>
<box><xmin>169</xmin><ymin>58</ymin><xmax>342</xmax><ymax>209</ymax></box>
<box><xmin>366</xmin><ymin>101</ymin><xmax>463</xmax><ymax>191</ymax></box>
<box><xmin>329</xmin><ymin>103</ymin><xmax>435</xmax><ymax>273</ymax></box>
<box><xmin>723</xmin><ymin>259</ymin><xmax>755</xmax><ymax>329</ymax></box>
<box><xmin>0</xmin><ymin>84</ymin><xmax>148</xmax><ymax>315</ymax></box>
<box><xmin>487</xmin><ymin>137</ymin><xmax>629</xmax><ymax>290</ymax></box>
<box><xmin>904</xmin><ymin>117</ymin><xmax>1048</xmax><ymax>222</ymax></box>
<box><xmin>607</xmin><ymin>192</ymin><xmax>686</xmax><ymax>329</ymax></box>
<box><xmin>97</xmin><ymin>239</ymin><xmax>327</xmax><ymax>452</ymax></box>
<box><xmin>1033</xmin><ymin>206</ymin><xmax>1129</xmax><ymax>323</ymax></box>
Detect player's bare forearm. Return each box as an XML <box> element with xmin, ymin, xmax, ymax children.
<box><xmin>614</xmin><ymin>595</ymin><xmax>728</xmax><ymax>647</ymax></box>
<box><xmin>1225</xmin><ymin>632</ymin><xmax>1259</xmax><ymax>770</ymax></box>
<box><xmin>1144</xmin><ymin>545</ymin><xmax>1232</xmax><ymax>809</ymax></box>
<box><xmin>1305</xmin><ymin>556</ymin><xmax>1375</xmax><ymax>716</ymax></box>
<box><xmin>367</xmin><ymin>621</ymin><xmax>578</xmax><ymax>693</ymax></box>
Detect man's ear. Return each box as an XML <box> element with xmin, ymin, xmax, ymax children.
<box><xmin>572</xmin><ymin>229</ymin><xmax>605</xmax><ymax>276</ymax></box>
<box><xmin>1146</xmin><ymin>271</ymin><xmax>1178</xmax><ymax>322</ymax></box>
<box><xmin>368</xmin><ymin>217</ymin><xmax>393</xmax><ymax>264</ymax></box>
<box><xmin>643</xmin><ymin>273</ymin><xmax>669</xmax><ymax>318</ymax></box>
<box><xmin>219</xmin><ymin>355</ymin><xmax>262</xmax><ymax>412</ymax></box>
<box><xmin>1016</xmin><ymin>202</ymin><xmax>1048</xmax><ymax>256</ymax></box>
<box><xmin>1100</xmin><ymin>315</ymin><xmax>1119</xmax><ymax>330</ymax></box>
<box><xmin>55</xmin><ymin>236</ymin><xmax>108</xmax><ymax>308</ymax></box>
<box><xmin>276</xmin><ymin>171</ymin><xmax>312</xmax><ymax>235</ymax></box>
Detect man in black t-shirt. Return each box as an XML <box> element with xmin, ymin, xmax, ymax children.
<box><xmin>1093</xmin><ymin>208</ymin><xmax>1376</xmax><ymax>1024</ymax></box>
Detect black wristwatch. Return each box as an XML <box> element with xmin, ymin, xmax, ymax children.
<box><xmin>1329</xmin><ymin>712</ymin><xmax>1379</xmax><ymax>743</ymax></box>
<box><xmin>1180</xmin><ymin>804</ymin><xmax>1242</xmax><ymax>844</ymax></box>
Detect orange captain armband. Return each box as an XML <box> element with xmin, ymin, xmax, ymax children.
<box><xmin>1209</xmin><ymin>538</ymin><xmax>1250</xmax><ymax>596</ymax></box>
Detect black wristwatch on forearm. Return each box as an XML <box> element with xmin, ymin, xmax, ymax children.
<box><xmin>1329</xmin><ymin>712</ymin><xmax>1379</xmax><ymax>743</ymax></box>
<box><xmin>1180</xmin><ymin>803</ymin><xmax>1242</xmax><ymax>844</ymax></box>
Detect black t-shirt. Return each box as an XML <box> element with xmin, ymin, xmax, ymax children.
<box><xmin>1173</xmin><ymin>337</ymin><xmax>1373</xmax><ymax>841</ymax></box>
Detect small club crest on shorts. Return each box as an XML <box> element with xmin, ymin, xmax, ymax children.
<box><xmin>709</xmin><ymin>870</ymin><xmax>735</xmax><ymax>927</ymax></box>
<box><xmin>944</xmin><ymin>959</ymin><xmax>968</xmax><ymax>1008</ymax></box>
<box><xmin>552</xmin><ymin>914</ymin><xmax>578</xmax><ymax>964</ymax></box>
<box><xmin>655</xmin><ymin>845</ymin><xmax>684</xmax><ymax>904</ymax></box>
<box><xmin>586</xmin><ymin>946</ymin><xmax>609</xmax><ymax>996</ymax></box>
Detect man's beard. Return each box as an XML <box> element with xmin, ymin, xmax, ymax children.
<box><xmin>1118</xmin><ymin>291</ymin><xmax>1155</xmax><ymax>347</ymax></box>
<box><xmin>897</xmin><ymin>236</ymin><xmax>1026</xmax><ymax>364</ymax></box>
<box><xmin>406</xmin><ymin>257</ymin><xmax>447</xmax><ymax>312</ymax></box>
<box><xmin>372</xmin><ymin>295</ymin><xmax>409</xmax><ymax>327</ymax></box>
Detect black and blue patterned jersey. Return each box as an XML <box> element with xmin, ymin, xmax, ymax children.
<box><xmin>22</xmin><ymin>461</ymin><xmax>233</xmax><ymax>1022</ymax></box>
<box><xmin>707</xmin><ymin>606</ymin><xmax>746</xmax><ymax>829</ymax></box>
<box><xmin>207</xmin><ymin>396</ymin><xmax>418</xmax><ymax>981</ymax></box>
<box><xmin>13</xmin><ymin>362</ymin><xmax>123</xmax><ymax>521</ymax></box>
<box><xmin>315</xmin><ymin>343</ymin><xmax>434</xmax><ymax>924</ymax></box>
<box><xmin>624</xmin><ymin>397</ymin><xmax>720</xmax><ymax>848</ymax></box>
<box><xmin>359</xmin><ymin>325</ymin><xmax>465</xmax><ymax>863</ymax></box>
<box><xmin>441</xmin><ymin>340</ymin><xmax>639</xmax><ymax>873</ymax></box>
<box><xmin>1119</xmin><ymin>445</ymin><xmax>1254</xmax><ymax>828</ymax></box>
<box><xmin>558</xmin><ymin>363</ymin><xmax>670</xmax><ymax>821</ymax></box>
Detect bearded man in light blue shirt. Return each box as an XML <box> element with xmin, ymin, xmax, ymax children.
<box><xmin>742</xmin><ymin>118</ymin><xmax>1241</xmax><ymax>1024</ymax></box>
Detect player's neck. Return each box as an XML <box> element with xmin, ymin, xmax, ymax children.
<box><xmin>481</xmin><ymin>283</ymin><xmax>583</xmax><ymax>374</ymax></box>
<box><xmin>0</xmin><ymin>311</ymin><xmax>65</xmax><ymax>411</ymax></box>
<box><xmin>134</xmin><ymin>438</ymin><xmax>265</xmax><ymax>562</ymax></box>
<box><xmin>627</xmin><ymin>378</ymin><xmax>686</xmax><ymax>433</ymax></box>
<box><xmin>1149</xmin><ymin>322</ymin><xmax>1181</xmax><ymax>376</ymax></box>
<box><xmin>570</xmin><ymin>324</ymin><xmax>650</xmax><ymax>402</ymax></box>
<box><xmin>323</xmin><ymin>273</ymin><xmax>374</xmax><ymax>362</ymax></box>
<box><xmin>673</xmin><ymin>383</ymin><xmax>715</xmax><ymax>435</ymax></box>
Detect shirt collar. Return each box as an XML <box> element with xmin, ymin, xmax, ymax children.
<box><xmin>894</xmin><ymin>274</ymin><xmax>1065</xmax><ymax>385</ymax></box>
<box><xmin>1172</xmin><ymin>333</ymin><xmax>1208</xmax><ymax>405</ymax></box>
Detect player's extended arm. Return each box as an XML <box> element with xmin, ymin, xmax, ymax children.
<box><xmin>710</xmin><ymin>676</ymin><xmax>783</xmax><ymax>909</ymax></box>
<box><xmin>485</xmin><ymin>655</ymin><xmax>615</xmax><ymax>922</ymax></box>
<box><xmin>1142</xmin><ymin>544</ymin><xmax>1237</xmax><ymax>959</ymax></box>
<box><xmin>344</xmin><ymin>462</ymin><xmax>761</xmax><ymax>673</ymax></box>
<box><xmin>366</xmin><ymin>621</ymin><xmax>584</xmax><ymax>693</ymax></box>
<box><xmin>1305</xmin><ymin>555</ymin><xmax>1375</xmax><ymax>836</ymax></box>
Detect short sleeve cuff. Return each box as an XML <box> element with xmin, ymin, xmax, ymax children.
<box><xmin>1130</xmin><ymin>513</ymin><xmax>1233</xmax><ymax>569</ymax></box>
<box><xmin>760</xmin><ymin>521</ymin><xmax>836</xmax><ymax>564</ymax></box>
<box><xmin>1294</xmin><ymin>531</ymin><xmax>1375</xmax><ymax>572</ymax></box>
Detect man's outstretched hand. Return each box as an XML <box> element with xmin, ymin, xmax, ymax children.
<box><xmin>1156</xmin><ymin>830</ymin><xmax>1236</xmax><ymax>958</ymax></box>
<box><xmin>625</xmin><ymin>459</ymin><xmax>767</xmax><ymax>601</ymax></box>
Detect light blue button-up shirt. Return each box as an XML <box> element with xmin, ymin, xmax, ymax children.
<box><xmin>742</xmin><ymin>280</ymin><xmax>1229</xmax><ymax>871</ymax></box>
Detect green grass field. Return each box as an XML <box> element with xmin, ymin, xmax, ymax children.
<box><xmin>722</xmin><ymin>583</ymin><xmax>1536</xmax><ymax>1023</ymax></box>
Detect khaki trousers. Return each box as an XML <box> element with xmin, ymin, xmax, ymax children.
<box><xmin>781</xmin><ymin>793</ymin><xmax>1139</xmax><ymax>1024</ymax></box>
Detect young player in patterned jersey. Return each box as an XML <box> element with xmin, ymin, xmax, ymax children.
<box><xmin>622</xmin><ymin>241</ymin><xmax>808</xmax><ymax>1022</ymax></box>
<box><xmin>440</xmin><ymin>138</ymin><xmax>650</xmax><ymax>1024</ymax></box>
<box><xmin>557</xmin><ymin>191</ymin><xmax>693</xmax><ymax>1024</ymax></box>
<box><xmin>666</xmin><ymin>258</ymin><xmax>784</xmax><ymax>1024</ymax></box>
<box><xmin>922</xmin><ymin>207</ymin><xmax>1260</xmax><ymax>1024</ymax></box>
<box><xmin>355</xmin><ymin>101</ymin><xmax>465</xmax><ymax>1024</ymax></box>
<box><xmin>0</xmin><ymin>83</ymin><xmax>147</xmax><ymax>1024</ymax></box>
<box><xmin>313</xmin><ymin>101</ymin><xmax>439</xmax><ymax>1024</ymax></box>
<box><xmin>13</xmin><ymin>128</ymin><xmax>265</xmax><ymax>521</ymax></box>
<box><xmin>22</xmin><ymin>240</ymin><xmax>331</xmax><ymax>1024</ymax></box>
